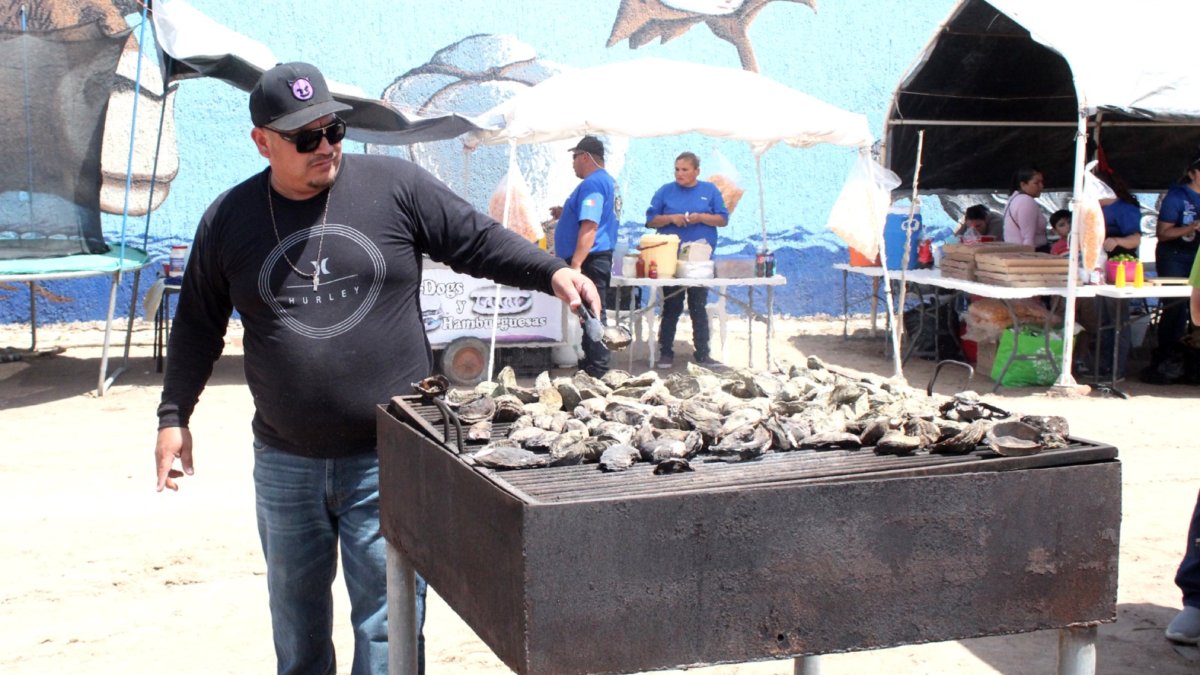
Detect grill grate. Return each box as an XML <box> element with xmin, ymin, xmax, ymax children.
<box><xmin>389</xmin><ymin>396</ymin><xmax>1117</xmax><ymax>504</ymax></box>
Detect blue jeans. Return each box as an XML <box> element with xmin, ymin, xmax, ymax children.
<box><xmin>1155</xmin><ymin>245</ymin><xmax>1197</xmax><ymax>352</ymax></box>
<box><xmin>659</xmin><ymin>286</ymin><xmax>710</xmax><ymax>360</ymax></box>
<box><xmin>571</xmin><ymin>251</ymin><xmax>612</xmax><ymax>377</ymax></box>
<box><xmin>1178</xmin><ymin>489</ymin><xmax>1200</xmax><ymax>609</ymax></box>
<box><xmin>253</xmin><ymin>440</ymin><xmax>427</xmax><ymax>675</ymax></box>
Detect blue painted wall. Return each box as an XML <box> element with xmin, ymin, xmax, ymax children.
<box><xmin>0</xmin><ymin>0</ymin><xmax>961</xmax><ymax>325</ymax></box>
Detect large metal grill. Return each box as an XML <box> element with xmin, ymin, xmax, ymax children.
<box><xmin>378</xmin><ymin>395</ymin><xmax>1121</xmax><ymax>675</ymax></box>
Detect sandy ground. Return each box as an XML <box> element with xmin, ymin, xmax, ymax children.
<box><xmin>2</xmin><ymin>315</ymin><xmax>1199</xmax><ymax>674</ymax></box>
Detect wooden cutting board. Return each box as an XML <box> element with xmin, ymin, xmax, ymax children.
<box><xmin>975</xmin><ymin>270</ymin><xmax>1069</xmax><ymax>287</ymax></box>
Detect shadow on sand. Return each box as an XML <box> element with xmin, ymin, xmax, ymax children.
<box><xmin>0</xmin><ymin>351</ymin><xmax>247</xmax><ymax>410</ymax></box>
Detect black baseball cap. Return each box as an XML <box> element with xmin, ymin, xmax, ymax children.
<box><xmin>249</xmin><ymin>62</ymin><xmax>352</xmax><ymax>131</ymax></box>
<box><xmin>568</xmin><ymin>135</ymin><xmax>605</xmax><ymax>160</ymax></box>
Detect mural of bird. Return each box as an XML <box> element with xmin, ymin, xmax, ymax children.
<box><xmin>606</xmin><ymin>0</ymin><xmax>817</xmax><ymax>72</ymax></box>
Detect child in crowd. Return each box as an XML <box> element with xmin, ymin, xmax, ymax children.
<box><xmin>1049</xmin><ymin>209</ymin><xmax>1072</xmax><ymax>256</ymax></box>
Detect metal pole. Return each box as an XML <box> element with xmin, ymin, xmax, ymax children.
<box><xmin>746</xmin><ymin>287</ymin><xmax>754</xmax><ymax>369</ymax></box>
<box><xmin>1055</xmin><ymin>107</ymin><xmax>1088</xmax><ymax>388</ymax></box>
<box><xmin>97</xmin><ymin>271</ymin><xmax>122</xmax><ymax>395</ymax></box>
<box><xmin>386</xmin><ymin>542</ymin><xmax>419</xmax><ymax>675</ymax></box>
<box><xmin>1056</xmin><ymin>625</ymin><xmax>1097</xmax><ymax>675</ymax></box>
<box><xmin>794</xmin><ymin>655</ymin><xmax>821</xmax><ymax>675</ymax></box>
<box><xmin>767</xmin><ymin>283</ymin><xmax>775</xmax><ymax>369</ymax></box>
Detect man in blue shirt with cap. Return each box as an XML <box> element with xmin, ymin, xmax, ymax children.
<box><xmin>553</xmin><ymin>135</ymin><xmax>619</xmax><ymax>376</ymax></box>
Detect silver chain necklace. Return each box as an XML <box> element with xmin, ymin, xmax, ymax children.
<box><xmin>266</xmin><ymin>175</ymin><xmax>331</xmax><ymax>292</ymax></box>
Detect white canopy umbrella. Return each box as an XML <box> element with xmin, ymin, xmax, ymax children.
<box><xmin>465</xmin><ymin>58</ymin><xmax>876</xmax><ymax>378</ymax></box>
<box><xmin>468</xmin><ymin>57</ymin><xmax>873</xmax><ymax>154</ymax></box>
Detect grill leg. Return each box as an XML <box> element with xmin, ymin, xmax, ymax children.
<box><xmin>386</xmin><ymin>542</ymin><xmax>419</xmax><ymax>675</ymax></box>
<box><xmin>1056</xmin><ymin>625</ymin><xmax>1097</xmax><ymax>675</ymax></box>
<box><xmin>794</xmin><ymin>655</ymin><xmax>821</xmax><ymax>674</ymax></box>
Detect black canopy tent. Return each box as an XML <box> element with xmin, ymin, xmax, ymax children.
<box><xmin>883</xmin><ymin>0</ymin><xmax>1200</xmax><ymax>388</ymax></box>
<box><xmin>884</xmin><ymin>0</ymin><xmax>1200</xmax><ymax>194</ymax></box>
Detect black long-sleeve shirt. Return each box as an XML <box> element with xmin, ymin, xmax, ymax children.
<box><xmin>157</xmin><ymin>154</ymin><xmax>566</xmax><ymax>458</ymax></box>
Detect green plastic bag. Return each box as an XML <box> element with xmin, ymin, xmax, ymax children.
<box><xmin>991</xmin><ymin>326</ymin><xmax>1064</xmax><ymax>387</ymax></box>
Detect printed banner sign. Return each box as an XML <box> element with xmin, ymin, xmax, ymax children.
<box><xmin>420</xmin><ymin>264</ymin><xmax>565</xmax><ymax>347</ymax></box>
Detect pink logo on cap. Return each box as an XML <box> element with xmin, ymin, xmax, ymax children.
<box><xmin>291</xmin><ymin>78</ymin><xmax>314</xmax><ymax>101</ymax></box>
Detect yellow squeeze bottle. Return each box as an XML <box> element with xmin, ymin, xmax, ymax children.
<box><xmin>1114</xmin><ymin>262</ymin><xmax>1126</xmax><ymax>287</ymax></box>
<box><xmin>1134</xmin><ymin>261</ymin><xmax>1145</xmax><ymax>288</ymax></box>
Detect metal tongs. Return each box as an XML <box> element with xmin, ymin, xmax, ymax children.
<box><xmin>576</xmin><ymin>303</ymin><xmax>633</xmax><ymax>352</ymax></box>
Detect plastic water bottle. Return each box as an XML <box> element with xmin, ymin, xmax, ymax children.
<box><xmin>612</xmin><ymin>239</ymin><xmax>627</xmax><ymax>275</ymax></box>
<box><xmin>1184</xmin><ymin>209</ymin><xmax>1195</xmax><ymax>243</ymax></box>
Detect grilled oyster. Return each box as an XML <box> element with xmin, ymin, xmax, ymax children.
<box><xmin>601</xmin><ymin>369</ymin><xmax>632</xmax><ymax>389</ymax></box>
<box><xmin>472</xmin><ymin>444</ymin><xmax>548</xmax><ymax>470</ymax></box>
<box><xmin>719</xmin><ymin>408</ymin><xmax>764</xmax><ymax>437</ymax></box>
<box><xmin>874</xmin><ymin>430</ymin><xmax>923</xmax><ymax>456</ymax></box>
<box><xmin>549</xmin><ymin>440</ymin><xmax>588</xmax><ymax>467</ymax></box>
<box><xmin>412</xmin><ymin>374</ymin><xmax>450</xmax><ymax>398</ymax></box>
<box><xmin>640</xmin><ymin>437</ymin><xmax>687</xmax><ymax>464</ymax></box>
<box><xmin>554</xmin><ymin>377</ymin><xmax>582</xmax><ymax>412</ymax></box>
<box><xmin>932</xmin><ymin>419</ymin><xmax>990</xmax><ymax>455</ymax></box>
<box><xmin>664</xmin><ymin>373</ymin><xmax>702</xmax><ymax>399</ymax></box>
<box><xmin>573</xmin><ymin>371</ymin><xmax>613</xmax><ymax>399</ymax></box>
<box><xmin>492</xmin><ymin>395</ymin><xmax>525</xmax><ymax>423</ymax></box>
<box><xmin>801</xmin><ymin>432</ymin><xmax>862</xmax><ymax>450</ymax></box>
<box><xmin>598</xmin><ymin>444</ymin><xmax>641</xmax><ymax>472</ymax></box>
<box><xmin>466</xmin><ymin>420</ymin><xmax>493</xmax><ymax>442</ymax></box>
<box><xmin>709</xmin><ymin>423</ymin><xmax>771</xmax><ymax>462</ymax></box>
<box><xmin>456</xmin><ymin>395</ymin><xmax>496</xmax><ymax>424</ymax></box>
<box><xmin>653</xmin><ymin>457</ymin><xmax>693</xmax><ymax>475</ymax></box>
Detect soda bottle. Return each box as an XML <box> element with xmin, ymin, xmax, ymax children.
<box><xmin>764</xmin><ymin>251</ymin><xmax>775</xmax><ymax>277</ymax></box>
<box><xmin>755</xmin><ymin>250</ymin><xmax>766</xmax><ymax>277</ymax></box>
<box><xmin>917</xmin><ymin>239</ymin><xmax>934</xmax><ymax>269</ymax></box>
<box><xmin>636</xmin><ymin>257</ymin><xmax>645</xmax><ymax>278</ymax></box>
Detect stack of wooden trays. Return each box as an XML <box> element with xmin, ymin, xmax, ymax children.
<box><xmin>940</xmin><ymin>242</ymin><xmax>1034</xmax><ymax>281</ymax></box>
<box><xmin>974</xmin><ymin>251</ymin><xmax>1071</xmax><ymax>287</ymax></box>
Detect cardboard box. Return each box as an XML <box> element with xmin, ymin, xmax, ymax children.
<box><xmin>975</xmin><ymin>339</ymin><xmax>999</xmax><ymax>382</ymax></box>
<box><xmin>715</xmin><ymin>256</ymin><xmax>755</xmax><ymax>278</ymax></box>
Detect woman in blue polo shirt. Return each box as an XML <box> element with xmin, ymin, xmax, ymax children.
<box><xmin>644</xmin><ymin>151</ymin><xmax>728</xmax><ymax>369</ymax></box>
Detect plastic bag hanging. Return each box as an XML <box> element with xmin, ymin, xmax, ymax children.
<box><xmin>703</xmin><ymin>147</ymin><xmax>745</xmax><ymax>216</ymax></box>
<box><xmin>826</xmin><ymin>153</ymin><xmax>901</xmax><ymax>259</ymax></box>
<box><xmin>487</xmin><ymin>167</ymin><xmax>544</xmax><ymax>244</ymax></box>
<box><xmin>1077</xmin><ymin>160</ymin><xmax>1116</xmax><ymax>276</ymax></box>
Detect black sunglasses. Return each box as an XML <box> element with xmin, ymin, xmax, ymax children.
<box><xmin>271</xmin><ymin>117</ymin><xmax>346</xmax><ymax>153</ymax></box>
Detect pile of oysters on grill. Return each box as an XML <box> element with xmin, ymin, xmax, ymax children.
<box><xmin>441</xmin><ymin>359</ymin><xmax>1069</xmax><ymax>472</ymax></box>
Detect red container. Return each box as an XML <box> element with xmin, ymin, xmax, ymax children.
<box><xmin>1105</xmin><ymin>260</ymin><xmax>1136</xmax><ymax>284</ymax></box>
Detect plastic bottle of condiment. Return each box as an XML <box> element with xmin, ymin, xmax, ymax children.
<box><xmin>1134</xmin><ymin>260</ymin><xmax>1145</xmax><ymax>288</ymax></box>
<box><xmin>635</xmin><ymin>257</ymin><xmax>645</xmax><ymax>278</ymax></box>
<box><xmin>648</xmin><ymin>260</ymin><xmax>658</xmax><ymax>279</ymax></box>
<box><xmin>1114</xmin><ymin>262</ymin><xmax>1126</xmax><ymax>288</ymax></box>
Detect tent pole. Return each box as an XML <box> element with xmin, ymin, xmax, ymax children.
<box><xmin>1055</xmin><ymin>108</ymin><xmax>1088</xmax><ymax>388</ymax></box>
<box><xmin>887</xmin><ymin>130</ymin><xmax>924</xmax><ymax>380</ymax></box>
<box><xmin>755</xmin><ymin>154</ymin><xmax>768</xmax><ymax>252</ymax></box>
<box><xmin>486</xmin><ymin>141</ymin><xmax>518</xmax><ymax>384</ymax></box>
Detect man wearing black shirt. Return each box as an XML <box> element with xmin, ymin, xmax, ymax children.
<box><xmin>153</xmin><ymin>62</ymin><xmax>599</xmax><ymax>675</ymax></box>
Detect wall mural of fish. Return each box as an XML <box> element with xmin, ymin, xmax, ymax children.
<box><xmin>606</xmin><ymin>0</ymin><xmax>817</xmax><ymax>72</ymax></box>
